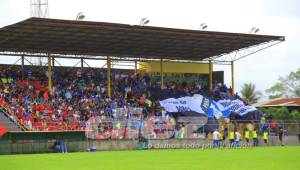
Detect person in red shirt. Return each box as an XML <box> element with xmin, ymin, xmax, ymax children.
<box><xmin>43</xmin><ymin>92</ymin><xmax>49</xmax><ymax>102</ymax></box>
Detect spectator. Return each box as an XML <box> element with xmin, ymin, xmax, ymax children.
<box><xmin>252</xmin><ymin>128</ymin><xmax>259</xmax><ymax>147</ymax></box>
<box><xmin>263</xmin><ymin>130</ymin><xmax>268</xmax><ymax>144</ymax></box>
<box><xmin>229</xmin><ymin>130</ymin><xmax>235</xmax><ymax>146</ymax></box>
<box><xmin>234</xmin><ymin>130</ymin><xmax>241</xmax><ymax>147</ymax></box>
<box><xmin>0</xmin><ymin>65</ymin><xmax>259</xmax><ymax>142</ymax></box>
<box><xmin>213</xmin><ymin>129</ymin><xmax>220</xmax><ymax>147</ymax></box>
<box><xmin>278</xmin><ymin>127</ymin><xmax>284</xmax><ymax>146</ymax></box>
<box><xmin>58</xmin><ymin>140</ymin><xmax>67</xmax><ymax>153</ymax></box>
<box><xmin>244</xmin><ymin>128</ymin><xmax>250</xmax><ymax>144</ymax></box>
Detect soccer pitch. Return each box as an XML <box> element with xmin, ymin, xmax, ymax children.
<box><xmin>0</xmin><ymin>146</ymin><xmax>299</xmax><ymax>170</ymax></box>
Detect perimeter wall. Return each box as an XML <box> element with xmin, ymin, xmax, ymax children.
<box><xmin>0</xmin><ymin>132</ymin><xmax>299</xmax><ymax>155</ymax></box>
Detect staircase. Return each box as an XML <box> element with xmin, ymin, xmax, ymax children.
<box><xmin>0</xmin><ymin>111</ymin><xmax>20</xmax><ymax>132</ymax></box>
<box><xmin>0</xmin><ymin>105</ymin><xmax>26</xmax><ymax>132</ymax></box>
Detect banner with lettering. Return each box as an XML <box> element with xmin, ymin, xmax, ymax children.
<box><xmin>216</xmin><ymin>99</ymin><xmax>257</xmax><ymax>116</ymax></box>
<box><xmin>160</xmin><ymin>95</ymin><xmax>257</xmax><ymax>119</ymax></box>
<box><xmin>159</xmin><ymin>94</ymin><xmax>210</xmax><ymax>115</ymax></box>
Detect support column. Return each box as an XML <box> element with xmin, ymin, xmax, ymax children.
<box><xmin>107</xmin><ymin>56</ymin><xmax>111</xmax><ymax>97</ymax></box>
<box><xmin>81</xmin><ymin>58</ymin><xmax>84</xmax><ymax>70</ymax></box>
<box><xmin>231</xmin><ymin>61</ymin><xmax>235</xmax><ymax>95</ymax></box>
<box><xmin>134</xmin><ymin>60</ymin><xmax>137</xmax><ymax>74</ymax></box>
<box><xmin>160</xmin><ymin>58</ymin><xmax>164</xmax><ymax>89</ymax></box>
<box><xmin>21</xmin><ymin>55</ymin><xmax>25</xmax><ymax>80</ymax></box>
<box><xmin>47</xmin><ymin>53</ymin><xmax>52</xmax><ymax>92</ymax></box>
<box><xmin>209</xmin><ymin>60</ymin><xmax>213</xmax><ymax>90</ymax></box>
<box><xmin>52</xmin><ymin>57</ymin><xmax>55</xmax><ymax>67</ymax></box>
<box><xmin>52</xmin><ymin>57</ymin><xmax>55</xmax><ymax>72</ymax></box>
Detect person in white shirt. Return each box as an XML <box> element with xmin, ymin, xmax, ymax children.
<box><xmin>27</xmin><ymin>120</ymin><xmax>32</xmax><ymax>130</ymax></box>
<box><xmin>213</xmin><ymin>129</ymin><xmax>220</xmax><ymax>147</ymax></box>
<box><xmin>234</xmin><ymin>130</ymin><xmax>241</xmax><ymax>147</ymax></box>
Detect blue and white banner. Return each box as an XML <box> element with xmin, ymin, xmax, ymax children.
<box><xmin>159</xmin><ymin>94</ymin><xmax>210</xmax><ymax>114</ymax></box>
<box><xmin>216</xmin><ymin>99</ymin><xmax>257</xmax><ymax>116</ymax></box>
<box><xmin>207</xmin><ymin>100</ymin><xmax>230</xmax><ymax>119</ymax></box>
<box><xmin>160</xmin><ymin>95</ymin><xmax>257</xmax><ymax>119</ymax></box>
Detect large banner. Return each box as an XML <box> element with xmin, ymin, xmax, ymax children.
<box><xmin>160</xmin><ymin>95</ymin><xmax>257</xmax><ymax>119</ymax></box>
<box><xmin>159</xmin><ymin>94</ymin><xmax>210</xmax><ymax>114</ymax></box>
<box><xmin>215</xmin><ymin>99</ymin><xmax>257</xmax><ymax>116</ymax></box>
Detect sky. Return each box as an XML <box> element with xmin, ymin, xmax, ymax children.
<box><xmin>0</xmin><ymin>0</ymin><xmax>299</xmax><ymax>100</ymax></box>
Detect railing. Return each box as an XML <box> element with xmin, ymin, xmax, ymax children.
<box><xmin>0</xmin><ymin>95</ymin><xmax>299</xmax><ymax>137</ymax></box>
<box><xmin>0</xmin><ymin>119</ymin><xmax>299</xmax><ymax>155</ymax></box>
<box><xmin>0</xmin><ymin>104</ymin><xmax>28</xmax><ymax>131</ymax></box>
<box><xmin>17</xmin><ymin>119</ymin><xmax>299</xmax><ymax>140</ymax></box>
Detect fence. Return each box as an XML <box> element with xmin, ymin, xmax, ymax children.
<box><xmin>2</xmin><ymin>119</ymin><xmax>300</xmax><ymax>140</ymax></box>
<box><xmin>0</xmin><ymin>118</ymin><xmax>299</xmax><ymax>154</ymax></box>
<box><xmin>0</xmin><ymin>117</ymin><xmax>300</xmax><ymax>154</ymax></box>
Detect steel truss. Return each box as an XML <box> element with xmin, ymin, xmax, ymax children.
<box><xmin>0</xmin><ymin>39</ymin><xmax>283</xmax><ymax>66</ymax></box>
<box><xmin>205</xmin><ymin>40</ymin><xmax>283</xmax><ymax>65</ymax></box>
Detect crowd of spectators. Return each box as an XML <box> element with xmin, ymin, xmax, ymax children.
<box><xmin>0</xmin><ymin>65</ymin><xmax>242</xmax><ymax>139</ymax></box>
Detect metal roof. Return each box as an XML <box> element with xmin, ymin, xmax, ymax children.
<box><xmin>255</xmin><ymin>98</ymin><xmax>300</xmax><ymax>107</ymax></box>
<box><xmin>0</xmin><ymin>17</ymin><xmax>285</xmax><ymax>61</ymax></box>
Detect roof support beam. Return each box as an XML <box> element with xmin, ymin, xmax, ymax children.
<box><xmin>209</xmin><ymin>60</ymin><xmax>213</xmax><ymax>90</ymax></box>
<box><xmin>107</xmin><ymin>56</ymin><xmax>111</xmax><ymax>98</ymax></box>
<box><xmin>160</xmin><ymin>58</ymin><xmax>164</xmax><ymax>90</ymax></box>
<box><xmin>47</xmin><ymin>53</ymin><xmax>52</xmax><ymax>92</ymax></box>
<box><xmin>21</xmin><ymin>55</ymin><xmax>24</xmax><ymax>80</ymax></box>
<box><xmin>231</xmin><ymin>61</ymin><xmax>235</xmax><ymax>95</ymax></box>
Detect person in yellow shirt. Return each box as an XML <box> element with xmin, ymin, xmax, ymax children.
<box><xmin>229</xmin><ymin>130</ymin><xmax>235</xmax><ymax>146</ymax></box>
<box><xmin>1</xmin><ymin>78</ymin><xmax>7</xmax><ymax>84</ymax></box>
<box><xmin>252</xmin><ymin>128</ymin><xmax>259</xmax><ymax>146</ymax></box>
<box><xmin>179</xmin><ymin>125</ymin><xmax>186</xmax><ymax>139</ymax></box>
<box><xmin>263</xmin><ymin>130</ymin><xmax>269</xmax><ymax>144</ymax></box>
<box><xmin>244</xmin><ymin>128</ymin><xmax>250</xmax><ymax>143</ymax></box>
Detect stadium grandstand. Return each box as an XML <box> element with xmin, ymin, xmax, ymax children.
<box><xmin>1</xmin><ymin>17</ymin><xmax>299</xmax><ymax>155</ymax></box>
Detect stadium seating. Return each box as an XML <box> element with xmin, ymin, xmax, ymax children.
<box><xmin>0</xmin><ymin>65</ymin><xmax>214</xmax><ymax>133</ymax></box>
<box><xmin>1</xmin><ymin>65</ymin><xmax>254</xmax><ymax>140</ymax></box>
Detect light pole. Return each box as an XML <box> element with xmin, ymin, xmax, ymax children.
<box><xmin>249</xmin><ymin>27</ymin><xmax>259</xmax><ymax>34</ymax></box>
<box><xmin>140</xmin><ymin>17</ymin><xmax>150</xmax><ymax>26</ymax></box>
<box><xmin>76</xmin><ymin>12</ymin><xmax>85</xmax><ymax>21</ymax></box>
<box><xmin>199</xmin><ymin>23</ymin><xmax>208</xmax><ymax>30</ymax></box>
<box><xmin>136</xmin><ymin>17</ymin><xmax>150</xmax><ymax>74</ymax></box>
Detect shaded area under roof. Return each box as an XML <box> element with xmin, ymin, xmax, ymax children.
<box><xmin>0</xmin><ymin>17</ymin><xmax>285</xmax><ymax>61</ymax></box>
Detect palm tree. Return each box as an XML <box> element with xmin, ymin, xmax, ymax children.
<box><xmin>240</xmin><ymin>83</ymin><xmax>262</xmax><ymax>104</ymax></box>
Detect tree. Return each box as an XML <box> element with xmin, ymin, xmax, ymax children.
<box><xmin>260</xmin><ymin>107</ymin><xmax>300</xmax><ymax>120</ymax></box>
<box><xmin>266</xmin><ymin>68</ymin><xmax>300</xmax><ymax>98</ymax></box>
<box><xmin>240</xmin><ymin>83</ymin><xmax>262</xmax><ymax>104</ymax></box>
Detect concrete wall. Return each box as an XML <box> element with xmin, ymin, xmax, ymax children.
<box><xmin>0</xmin><ymin>136</ymin><xmax>299</xmax><ymax>155</ymax></box>
<box><xmin>139</xmin><ymin>61</ymin><xmax>209</xmax><ymax>74</ymax></box>
<box><xmin>148</xmin><ymin>136</ymin><xmax>300</xmax><ymax>149</ymax></box>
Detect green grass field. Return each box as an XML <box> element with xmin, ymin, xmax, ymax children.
<box><xmin>0</xmin><ymin>146</ymin><xmax>299</xmax><ymax>170</ymax></box>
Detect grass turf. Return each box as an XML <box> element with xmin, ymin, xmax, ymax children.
<box><xmin>0</xmin><ymin>146</ymin><xmax>299</xmax><ymax>170</ymax></box>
